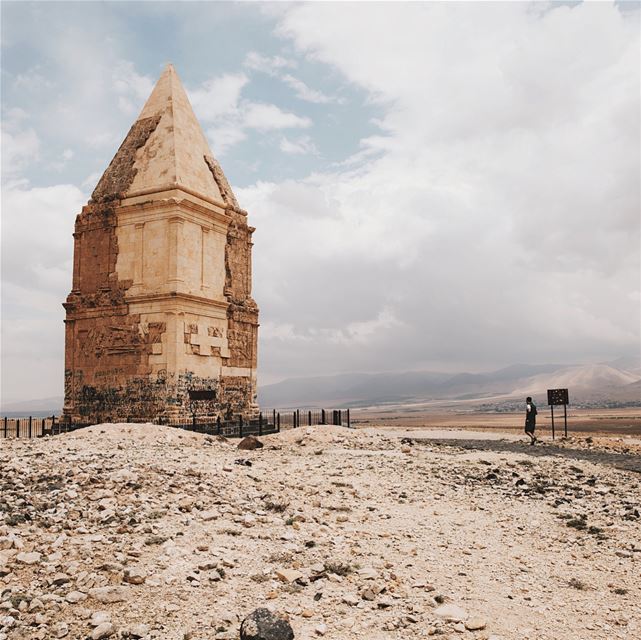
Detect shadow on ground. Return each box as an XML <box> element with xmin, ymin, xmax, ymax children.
<box><xmin>416</xmin><ymin>438</ymin><xmax>641</xmax><ymax>474</ymax></box>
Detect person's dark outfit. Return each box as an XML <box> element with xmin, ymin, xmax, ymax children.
<box><xmin>525</xmin><ymin>399</ymin><xmax>537</xmax><ymax>444</ymax></box>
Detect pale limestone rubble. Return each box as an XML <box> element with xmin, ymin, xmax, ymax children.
<box><xmin>0</xmin><ymin>424</ymin><xmax>639</xmax><ymax>639</ymax></box>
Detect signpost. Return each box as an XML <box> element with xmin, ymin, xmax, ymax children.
<box><xmin>547</xmin><ymin>388</ymin><xmax>569</xmax><ymax>439</ymax></box>
<box><xmin>188</xmin><ymin>388</ymin><xmax>217</xmax><ymax>427</ymax></box>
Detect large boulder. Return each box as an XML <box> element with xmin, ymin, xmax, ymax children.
<box><xmin>240</xmin><ymin>608</ymin><xmax>294</xmax><ymax>640</ymax></box>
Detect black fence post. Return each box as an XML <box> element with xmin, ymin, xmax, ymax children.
<box><xmin>293</xmin><ymin>411</ymin><xmax>297</xmax><ymax>429</ymax></box>
<box><xmin>307</xmin><ymin>410</ymin><xmax>311</xmax><ymax>426</ymax></box>
<box><xmin>239</xmin><ymin>415</ymin><xmax>243</xmax><ymax>438</ymax></box>
<box><xmin>321</xmin><ymin>409</ymin><xmax>326</xmax><ymax>425</ymax></box>
<box><xmin>28</xmin><ymin>416</ymin><xmax>32</xmax><ymax>438</ymax></box>
<box><xmin>217</xmin><ymin>416</ymin><xmax>221</xmax><ymax>435</ymax></box>
<box><xmin>51</xmin><ymin>415</ymin><xmax>56</xmax><ymax>435</ymax></box>
<box><xmin>259</xmin><ymin>412</ymin><xmax>263</xmax><ymax>436</ymax></box>
<box><xmin>3</xmin><ymin>417</ymin><xmax>7</xmax><ymax>438</ymax></box>
<box><xmin>277</xmin><ymin>412</ymin><xmax>280</xmax><ymax>432</ymax></box>
<box><xmin>296</xmin><ymin>409</ymin><xmax>300</xmax><ymax>429</ymax></box>
<box><xmin>347</xmin><ymin>408</ymin><xmax>351</xmax><ymax>429</ymax></box>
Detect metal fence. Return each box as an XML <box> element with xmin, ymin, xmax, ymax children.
<box><xmin>157</xmin><ymin>414</ymin><xmax>278</xmax><ymax>438</ymax></box>
<box><xmin>0</xmin><ymin>416</ymin><xmax>92</xmax><ymax>439</ymax></box>
<box><xmin>0</xmin><ymin>408</ymin><xmax>351</xmax><ymax>440</ymax></box>
<box><xmin>262</xmin><ymin>408</ymin><xmax>350</xmax><ymax>430</ymax></box>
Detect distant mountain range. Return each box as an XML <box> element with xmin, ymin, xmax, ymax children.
<box><xmin>2</xmin><ymin>358</ymin><xmax>639</xmax><ymax>415</ymax></box>
<box><xmin>258</xmin><ymin>358</ymin><xmax>641</xmax><ymax>408</ymax></box>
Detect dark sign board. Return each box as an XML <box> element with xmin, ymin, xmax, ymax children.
<box><xmin>188</xmin><ymin>389</ymin><xmax>216</xmax><ymax>401</ymax></box>
<box><xmin>547</xmin><ymin>388</ymin><xmax>569</xmax><ymax>406</ymax></box>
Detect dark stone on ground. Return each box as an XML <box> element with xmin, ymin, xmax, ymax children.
<box><xmin>240</xmin><ymin>608</ymin><xmax>294</xmax><ymax>640</ymax></box>
<box><xmin>238</xmin><ymin>436</ymin><xmax>264</xmax><ymax>451</ymax></box>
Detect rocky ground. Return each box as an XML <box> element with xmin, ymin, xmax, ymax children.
<box><xmin>0</xmin><ymin>423</ymin><xmax>639</xmax><ymax>640</ymax></box>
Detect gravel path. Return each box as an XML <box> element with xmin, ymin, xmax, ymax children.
<box><xmin>411</xmin><ymin>438</ymin><xmax>641</xmax><ymax>474</ymax></box>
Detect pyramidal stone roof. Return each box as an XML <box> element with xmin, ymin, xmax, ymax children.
<box><xmin>91</xmin><ymin>63</ymin><xmax>238</xmax><ymax>209</ymax></box>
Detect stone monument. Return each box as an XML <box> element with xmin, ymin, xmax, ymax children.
<box><xmin>63</xmin><ymin>64</ymin><xmax>259</xmax><ymax>422</ymax></box>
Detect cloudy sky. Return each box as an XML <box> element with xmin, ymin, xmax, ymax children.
<box><xmin>1</xmin><ymin>1</ymin><xmax>639</xmax><ymax>403</ymax></box>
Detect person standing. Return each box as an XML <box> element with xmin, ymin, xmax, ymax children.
<box><xmin>525</xmin><ymin>396</ymin><xmax>538</xmax><ymax>444</ymax></box>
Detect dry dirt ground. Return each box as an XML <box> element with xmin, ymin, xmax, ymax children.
<box><xmin>352</xmin><ymin>407</ymin><xmax>641</xmax><ymax>438</ymax></box>
<box><xmin>1</xmin><ymin>423</ymin><xmax>639</xmax><ymax>640</ymax></box>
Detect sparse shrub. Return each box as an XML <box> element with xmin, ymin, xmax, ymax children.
<box><xmin>324</xmin><ymin>561</ymin><xmax>354</xmax><ymax>576</ymax></box>
<box><xmin>568</xmin><ymin>578</ymin><xmax>588</xmax><ymax>590</ymax></box>
<box><xmin>263</xmin><ymin>498</ymin><xmax>289</xmax><ymax>513</ymax></box>
<box><xmin>268</xmin><ymin>551</ymin><xmax>293</xmax><ymax>564</ymax></box>
<box><xmin>566</xmin><ymin>517</ymin><xmax>587</xmax><ymax>530</ymax></box>
<box><xmin>250</xmin><ymin>573</ymin><xmax>270</xmax><ymax>583</ymax></box>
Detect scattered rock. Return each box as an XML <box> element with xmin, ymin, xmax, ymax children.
<box><xmin>15</xmin><ymin>551</ymin><xmax>41</xmax><ymax>565</ymax></box>
<box><xmin>238</xmin><ymin>436</ymin><xmax>264</xmax><ymax>451</ymax></box>
<box><xmin>465</xmin><ymin>616</ymin><xmax>487</xmax><ymax>631</ymax></box>
<box><xmin>127</xmin><ymin>623</ymin><xmax>150</xmax><ymax>638</ymax></box>
<box><xmin>88</xmin><ymin>586</ymin><xmax>129</xmax><ymax>604</ymax></box>
<box><xmin>124</xmin><ymin>567</ymin><xmax>146</xmax><ymax>585</ymax></box>
<box><xmin>275</xmin><ymin>569</ymin><xmax>303</xmax><ymax>583</ymax></box>
<box><xmin>92</xmin><ymin>622</ymin><xmax>115</xmax><ymax>639</ymax></box>
<box><xmin>90</xmin><ymin>611</ymin><xmax>111</xmax><ymax>627</ymax></box>
<box><xmin>434</xmin><ymin>604</ymin><xmax>468</xmax><ymax>622</ymax></box>
<box><xmin>65</xmin><ymin>590</ymin><xmax>87</xmax><ymax>603</ymax></box>
<box><xmin>240</xmin><ymin>608</ymin><xmax>294</xmax><ymax>640</ymax></box>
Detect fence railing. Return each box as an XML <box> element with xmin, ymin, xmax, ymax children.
<box><xmin>0</xmin><ymin>416</ymin><xmax>89</xmax><ymax>439</ymax></box>
<box><xmin>0</xmin><ymin>408</ymin><xmax>351</xmax><ymax>440</ymax></box>
<box><xmin>261</xmin><ymin>408</ymin><xmax>350</xmax><ymax>430</ymax></box>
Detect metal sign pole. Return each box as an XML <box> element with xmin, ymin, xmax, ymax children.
<box><xmin>551</xmin><ymin>404</ymin><xmax>555</xmax><ymax>440</ymax></box>
<box><xmin>563</xmin><ymin>403</ymin><xmax>568</xmax><ymax>438</ymax></box>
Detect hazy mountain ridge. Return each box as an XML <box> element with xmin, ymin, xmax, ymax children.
<box><xmin>3</xmin><ymin>359</ymin><xmax>639</xmax><ymax>414</ymax></box>
<box><xmin>259</xmin><ymin>359</ymin><xmax>641</xmax><ymax>408</ymax></box>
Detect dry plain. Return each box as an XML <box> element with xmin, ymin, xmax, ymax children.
<box><xmin>352</xmin><ymin>406</ymin><xmax>641</xmax><ymax>439</ymax></box>
<box><xmin>0</xmin><ymin>420</ymin><xmax>639</xmax><ymax>640</ymax></box>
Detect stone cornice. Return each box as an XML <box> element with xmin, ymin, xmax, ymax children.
<box><xmin>126</xmin><ymin>291</ymin><xmax>230</xmax><ymax>316</ymax></box>
<box><xmin>116</xmin><ymin>194</ymin><xmax>231</xmax><ymax>230</ymax></box>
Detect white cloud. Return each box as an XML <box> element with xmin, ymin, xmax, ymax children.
<box><xmin>81</xmin><ymin>171</ymin><xmax>102</xmax><ymax>189</ymax></box>
<box><xmin>112</xmin><ymin>60</ymin><xmax>154</xmax><ymax>103</ymax></box>
<box><xmin>206</xmin><ymin>124</ymin><xmax>248</xmax><ymax>157</ymax></box>
<box><xmin>189</xmin><ymin>73</ymin><xmax>249</xmax><ymax>122</ymax></box>
<box><xmin>279</xmin><ymin>135</ymin><xmax>319</xmax><ymax>155</ymax></box>
<box><xmin>280</xmin><ymin>73</ymin><xmax>343</xmax><ymax>104</ymax></box>
<box><xmin>244</xmin><ymin>50</ymin><xmax>341</xmax><ymax>104</ymax></box>
<box><xmin>1</xmin><ymin>126</ymin><xmax>40</xmax><ymax>177</ymax></box>
<box><xmin>1</xmin><ymin>183</ymin><xmax>85</xmax><ymax>400</ymax></box>
<box><xmin>189</xmin><ymin>72</ymin><xmax>313</xmax><ymax>154</ymax></box>
<box><xmin>243</xmin><ymin>102</ymin><xmax>311</xmax><ymax>130</ymax></box>
<box><xmin>1</xmin><ymin>183</ymin><xmax>82</xmax><ymax>290</ymax></box>
<box><xmin>13</xmin><ymin>68</ymin><xmax>53</xmax><ymax>92</ymax></box>
<box><xmin>240</xmin><ymin>2</ymin><xmax>640</xmax><ymax>378</ymax></box>
<box><xmin>244</xmin><ymin>51</ymin><xmax>296</xmax><ymax>75</ymax></box>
